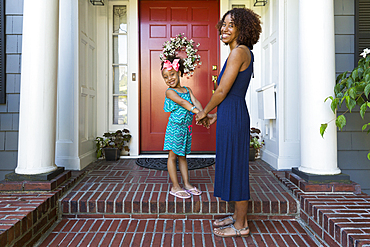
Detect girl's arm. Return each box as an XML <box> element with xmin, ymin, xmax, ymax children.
<box><xmin>188</xmin><ymin>87</ymin><xmax>203</xmax><ymax>112</ymax></box>
<box><xmin>166</xmin><ymin>89</ymin><xmax>200</xmax><ymax>115</ymax></box>
<box><xmin>198</xmin><ymin>48</ymin><xmax>251</xmax><ymax>117</ymax></box>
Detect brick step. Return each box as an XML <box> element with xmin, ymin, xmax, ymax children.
<box><xmin>61</xmin><ymin>159</ymin><xmax>298</xmax><ymax>217</ymax></box>
<box><xmin>39</xmin><ymin>217</ymin><xmax>320</xmax><ymax>247</ymax></box>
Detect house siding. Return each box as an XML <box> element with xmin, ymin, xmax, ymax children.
<box><xmin>0</xmin><ymin>0</ymin><xmax>22</xmax><ymax>180</ymax></box>
<box><xmin>335</xmin><ymin>0</ymin><xmax>370</xmax><ymax>195</ymax></box>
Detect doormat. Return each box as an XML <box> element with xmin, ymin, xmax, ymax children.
<box><xmin>135</xmin><ymin>158</ymin><xmax>215</xmax><ymax>171</ymax></box>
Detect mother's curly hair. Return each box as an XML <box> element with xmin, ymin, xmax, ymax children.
<box><xmin>216</xmin><ymin>8</ymin><xmax>262</xmax><ymax>50</ymax></box>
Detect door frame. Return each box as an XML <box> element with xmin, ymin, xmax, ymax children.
<box><xmin>96</xmin><ymin>0</ymin><xmax>262</xmax><ymax>156</ymax></box>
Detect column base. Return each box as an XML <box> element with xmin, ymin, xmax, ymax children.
<box><xmin>292</xmin><ymin>167</ymin><xmax>350</xmax><ymax>183</ymax></box>
<box><xmin>5</xmin><ymin>167</ymin><xmax>65</xmax><ymax>181</ymax></box>
<box><xmin>287</xmin><ymin>168</ymin><xmax>361</xmax><ymax>194</ymax></box>
<box><xmin>0</xmin><ymin>168</ymin><xmax>71</xmax><ymax>191</ymax></box>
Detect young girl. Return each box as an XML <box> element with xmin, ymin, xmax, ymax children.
<box><xmin>161</xmin><ymin>56</ymin><xmax>203</xmax><ymax>199</ymax></box>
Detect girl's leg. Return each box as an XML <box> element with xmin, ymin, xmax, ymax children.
<box><xmin>168</xmin><ymin>151</ymin><xmax>189</xmax><ymax>197</ymax></box>
<box><xmin>177</xmin><ymin>155</ymin><xmax>191</xmax><ymax>188</ymax></box>
<box><xmin>178</xmin><ymin>156</ymin><xmax>202</xmax><ymax>195</ymax></box>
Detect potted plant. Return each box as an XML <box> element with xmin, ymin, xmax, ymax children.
<box><xmin>320</xmin><ymin>48</ymin><xmax>370</xmax><ymax>159</ymax></box>
<box><xmin>250</xmin><ymin>127</ymin><xmax>264</xmax><ymax>161</ymax></box>
<box><xmin>95</xmin><ymin>128</ymin><xmax>132</xmax><ymax>161</ymax></box>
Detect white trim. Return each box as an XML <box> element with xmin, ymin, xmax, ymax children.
<box><xmin>97</xmin><ymin>1</ymin><xmax>139</xmax><ymax>155</ymax></box>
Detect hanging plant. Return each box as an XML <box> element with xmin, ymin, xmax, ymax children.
<box><xmin>159</xmin><ymin>33</ymin><xmax>201</xmax><ymax>77</ymax></box>
<box><xmin>320</xmin><ymin>48</ymin><xmax>370</xmax><ymax>159</ymax></box>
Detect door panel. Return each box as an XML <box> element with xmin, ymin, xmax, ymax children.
<box><xmin>140</xmin><ymin>0</ymin><xmax>219</xmax><ymax>152</ymax></box>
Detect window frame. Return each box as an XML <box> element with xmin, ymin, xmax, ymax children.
<box><xmin>108</xmin><ymin>1</ymin><xmax>130</xmax><ymax>129</ymax></box>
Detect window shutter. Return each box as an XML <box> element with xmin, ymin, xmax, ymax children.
<box><xmin>356</xmin><ymin>0</ymin><xmax>370</xmax><ymax>63</ymax></box>
<box><xmin>0</xmin><ymin>0</ymin><xmax>5</xmax><ymax>104</ymax></box>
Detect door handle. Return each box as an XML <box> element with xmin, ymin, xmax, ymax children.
<box><xmin>212</xmin><ymin>75</ymin><xmax>217</xmax><ymax>93</ymax></box>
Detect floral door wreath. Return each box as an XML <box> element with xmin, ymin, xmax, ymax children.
<box><xmin>159</xmin><ymin>33</ymin><xmax>201</xmax><ymax>77</ymax></box>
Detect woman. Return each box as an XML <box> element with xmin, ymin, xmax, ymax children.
<box><xmin>196</xmin><ymin>8</ymin><xmax>261</xmax><ymax>238</ymax></box>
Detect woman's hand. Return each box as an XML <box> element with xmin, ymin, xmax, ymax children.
<box><xmin>207</xmin><ymin>113</ymin><xmax>217</xmax><ymax>126</ymax></box>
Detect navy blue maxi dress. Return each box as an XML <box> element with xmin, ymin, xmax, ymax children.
<box><xmin>213</xmin><ymin>51</ymin><xmax>254</xmax><ymax>202</ymax></box>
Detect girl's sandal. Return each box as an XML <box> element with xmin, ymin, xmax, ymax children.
<box><xmin>213</xmin><ymin>224</ymin><xmax>250</xmax><ymax>238</ymax></box>
<box><xmin>213</xmin><ymin>216</ymin><xmax>236</xmax><ymax>227</ymax></box>
<box><xmin>169</xmin><ymin>189</ymin><xmax>191</xmax><ymax>199</ymax></box>
<box><xmin>185</xmin><ymin>186</ymin><xmax>202</xmax><ymax>196</ymax></box>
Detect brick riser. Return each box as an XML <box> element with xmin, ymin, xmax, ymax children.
<box><xmin>61</xmin><ymin>192</ymin><xmax>298</xmax><ymax>217</ymax></box>
<box><xmin>0</xmin><ymin>171</ymin><xmax>85</xmax><ymax>247</ymax></box>
<box><xmin>274</xmin><ymin>171</ymin><xmax>370</xmax><ymax>247</ymax></box>
<box><xmin>61</xmin><ymin>160</ymin><xmax>298</xmax><ymax>220</ymax></box>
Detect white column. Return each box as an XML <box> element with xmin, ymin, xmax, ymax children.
<box><xmin>16</xmin><ymin>0</ymin><xmax>60</xmax><ymax>174</ymax></box>
<box><xmin>298</xmin><ymin>0</ymin><xmax>341</xmax><ymax>175</ymax></box>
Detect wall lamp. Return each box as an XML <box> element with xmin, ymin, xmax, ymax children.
<box><xmin>90</xmin><ymin>0</ymin><xmax>104</xmax><ymax>6</ymax></box>
<box><xmin>254</xmin><ymin>0</ymin><xmax>268</xmax><ymax>6</ymax></box>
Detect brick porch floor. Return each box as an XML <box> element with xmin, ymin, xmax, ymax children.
<box><xmin>1</xmin><ymin>159</ymin><xmax>369</xmax><ymax>246</ymax></box>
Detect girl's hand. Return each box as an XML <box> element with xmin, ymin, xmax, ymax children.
<box><xmin>196</xmin><ymin>111</ymin><xmax>207</xmax><ymax>124</ymax></box>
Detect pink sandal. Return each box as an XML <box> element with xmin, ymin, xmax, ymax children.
<box><xmin>185</xmin><ymin>186</ymin><xmax>202</xmax><ymax>196</ymax></box>
<box><xmin>169</xmin><ymin>189</ymin><xmax>191</xmax><ymax>199</ymax></box>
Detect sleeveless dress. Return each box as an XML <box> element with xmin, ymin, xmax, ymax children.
<box><xmin>163</xmin><ymin>87</ymin><xmax>194</xmax><ymax>156</ymax></box>
<box><xmin>213</xmin><ymin>51</ymin><xmax>254</xmax><ymax>202</ymax></box>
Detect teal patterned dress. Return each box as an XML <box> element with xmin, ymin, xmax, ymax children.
<box><xmin>163</xmin><ymin>87</ymin><xmax>194</xmax><ymax>156</ymax></box>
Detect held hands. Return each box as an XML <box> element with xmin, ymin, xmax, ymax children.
<box><xmin>195</xmin><ymin>111</ymin><xmax>217</xmax><ymax>129</ymax></box>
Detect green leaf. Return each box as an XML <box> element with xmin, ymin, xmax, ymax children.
<box><xmin>347</xmin><ymin>77</ymin><xmax>354</xmax><ymax>88</ymax></box>
<box><xmin>360</xmin><ymin>103</ymin><xmax>367</xmax><ymax>119</ymax></box>
<box><xmin>335</xmin><ymin>115</ymin><xmax>346</xmax><ymax>130</ymax></box>
<box><xmin>349</xmin><ymin>87</ymin><xmax>357</xmax><ymax>99</ymax></box>
<box><xmin>320</xmin><ymin>124</ymin><xmax>328</xmax><ymax>138</ymax></box>
<box><xmin>366</xmin><ymin>74</ymin><xmax>370</xmax><ymax>83</ymax></box>
<box><xmin>334</xmin><ymin>83</ymin><xmax>342</xmax><ymax>95</ymax></box>
<box><xmin>358</xmin><ymin>67</ymin><xmax>364</xmax><ymax>79</ymax></box>
<box><xmin>365</xmin><ymin>84</ymin><xmax>370</xmax><ymax>98</ymax></box>
<box><xmin>362</xmin><ymin>123</ymin><xmax>368</xmax><ymax>131</ymax></box>
<box><xmin>352</xmin><ymin>69</ymin><xmax>359</xmax><ymax>81</ymax></box>
<box><xmin>325</xmin><ymin>96</ymin><xmax>333</xmax><ymax>102</ymax></box>
<box><xmin>330</xmin><ymin>99</ymin><xmax>338</xmax><ymax>113</ymax></box>
<box><xmin>345</xmin><ymin>96</ymin><xmax>356</xmax><ymax>112</ymax></box>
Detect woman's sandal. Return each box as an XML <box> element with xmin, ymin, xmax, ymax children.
<box><xmin>185</xmin><ymin>186</ymin><xmax>202</xmax><ymax>196</ymax></box>
<box><xmin>213</xmin><ymin>215</ymin><xmax>235</xmax><ymax>227</ymax></box>
<box><xmin>213</xmin><ymin>224</ymin><xmax>250</xmax><ymax>238</ymax></box>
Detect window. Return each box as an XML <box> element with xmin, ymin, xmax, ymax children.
<box><xmin>112</xmin><ymin>6</ymin><xmax>128</xmax><ymax>125</ymax></box>
<box><xmin>355</xmin><ymin>0</ymin><xmax>370</xmax><ymax>64</ymax></box>
<box><xmin>0</xmin><ymin>0</ymin><xmax>5</xmax><ymax>104</ymax></box>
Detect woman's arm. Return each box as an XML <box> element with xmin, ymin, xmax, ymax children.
<box><xmin>166</xmin><ymin>89</ymin><xmax>200</xmax><ymax>115</ymax></box>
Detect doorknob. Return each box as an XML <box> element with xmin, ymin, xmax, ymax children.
<box><xmin>212</xmin><ymin>75</ymin><xmax>217</xmax><ymax>94</ymax></box>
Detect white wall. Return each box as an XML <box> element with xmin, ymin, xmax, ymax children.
<box><xmin>257</xmin><ymin>0</ymin><xmax>301</xmax><ymax>170</ymax></box>
<box><xmin>56</xmin><ymin>0</ymin><xmax>97</xmax><ymax>170</ymax></box>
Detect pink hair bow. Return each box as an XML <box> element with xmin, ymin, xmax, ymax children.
<box><xmin>162</xmin><ymin>59</ymin><xmax>180</xmax><ymax>71</ymax></box>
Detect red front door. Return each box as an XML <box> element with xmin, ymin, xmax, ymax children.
<box><xmin>140</xmin><ymin>0</ymin><xmax>219</xmax><ymax>153</ymax></box>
